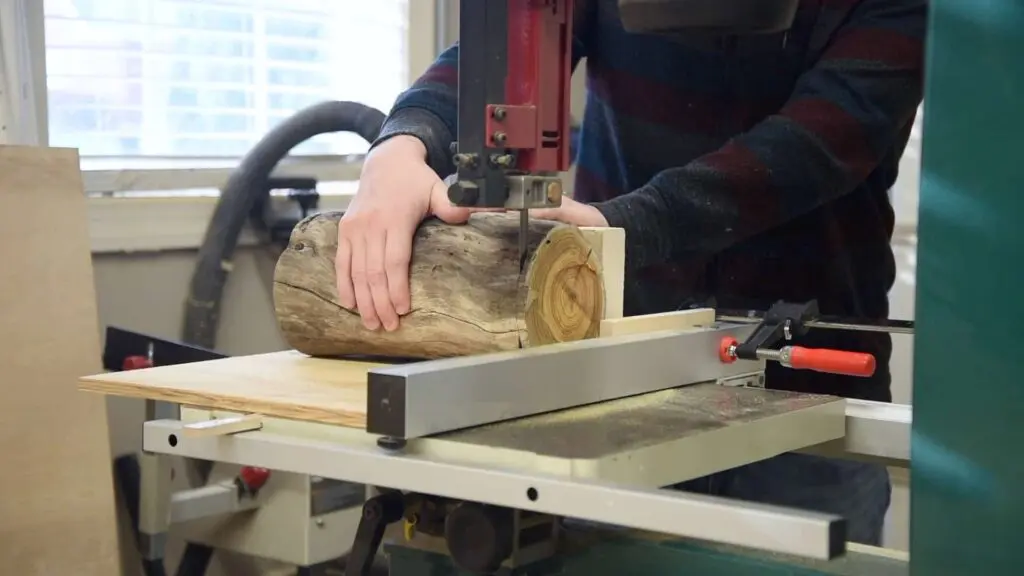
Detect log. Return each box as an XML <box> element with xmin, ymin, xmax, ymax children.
<box><xmin>273</xmin><ymin>211</ymin><xmax>605</xmax><ymax>359</ymax></box>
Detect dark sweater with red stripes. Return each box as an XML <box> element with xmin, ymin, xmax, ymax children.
<box><xmin>374</xmin><ymin>0</ymin><xmax>926</xmax><ymax>402</ymax></box>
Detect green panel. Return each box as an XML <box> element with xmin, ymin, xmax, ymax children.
<box><xmin>912</xmin><ymin>0</ymin><xmax>1024</xmax><ymax>574</ymax></box>
<box><xmin>385</xmin><ymin>535</ymin><xmax>908</xmax><ymax>576</ymax></box>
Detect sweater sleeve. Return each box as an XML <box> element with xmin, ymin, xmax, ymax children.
<box><xmin>593</xmin><ymin>0</ymin><xmax>926</xmax><ymax>270</ymax></box>
<box><xmin>374</xmin><ymin>1</ymin><xmax>595</xmax><ymax>177</ymax></box>
<box><xmin>372</xmin><ymin>45</ymin><xmax>462</xmax><ymax>176</ymax></box>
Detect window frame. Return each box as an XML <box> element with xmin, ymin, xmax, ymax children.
<box><xmin>13</xmin><ymin>0</ymin><xmax>443</xmax><ymax>252</ymax></box>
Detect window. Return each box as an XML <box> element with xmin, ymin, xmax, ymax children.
<box><xmin>43</xmin><ymin>0</ymin><xmax>411</xmax><ymax>160</ymax></box>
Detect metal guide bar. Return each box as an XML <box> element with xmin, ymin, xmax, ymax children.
<box><xmin>366</xmin><ymin>324</ymin><xmax>761</xmax><ymax>438</ymax></box>
<box><xmin>843</xmin><ymin>399</ymin><xmax>912</xmax><ymax>462</ymax></box>
<box><xmin>799</xmin><ymin>400</ymin><xmax>912</xmax><ymax>467</ymax></box>
<box><xmin>169</xmin><ymin>481</ymin><xmax>261</xmax><ymax>524</ymax></box>
<box><xmin>715</xmin><ymin>310</ymin><xmax>915</xmax><ymax>335</ymax></box>
<box><xmin>142</xmin><ymin>420</ymin><xmax>845</xmax><ymax>561</ymax></box>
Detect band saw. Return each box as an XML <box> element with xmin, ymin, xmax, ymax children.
<box><xmin>444</xmin><ymin>0</ymin><xmax>804</xmax><ymax>259</ymax></box>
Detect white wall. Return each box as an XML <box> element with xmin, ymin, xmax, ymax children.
<box><xmin>882</xmin><ymin>106</ymin><xmax>923</xmax><ymax>551</ymax></box>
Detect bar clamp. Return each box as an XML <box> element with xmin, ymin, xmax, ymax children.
<box><xmin>719</xmin><ymin>300</ymin><xmax>878</xmax><ymax>378</ymax></box>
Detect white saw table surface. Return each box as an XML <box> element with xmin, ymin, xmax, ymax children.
<box><xmin>81</xmin><ymin>349</ymin><xmax>846</xmax><ymax>486</ymax></box>
<box><xmin>183</xmin><ymin>383</ymin><xmax>845</xmax><ymax>487</ymax></box>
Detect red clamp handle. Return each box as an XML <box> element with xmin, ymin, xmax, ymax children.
<box><xmin>787</xmin><ymin>346</ymin><xmax>877</xmax><ymax>378</ymax></box>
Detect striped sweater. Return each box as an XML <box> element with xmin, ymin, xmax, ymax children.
<box><xmin>375</xmin><ymin>0</ymin><xmax>926</xmax><ymax>401</ymax></box>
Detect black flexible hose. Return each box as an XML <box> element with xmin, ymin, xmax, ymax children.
<box><xmin>181</xmin><ymin>100</ymin><xmax>385</xmax><ymax>349</ymax></box>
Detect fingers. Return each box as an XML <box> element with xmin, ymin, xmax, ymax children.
<box><xmin>348</xmin><ymin>235</ymin><xmax>381</xmax><ymax>331</ymax></box>
<box><xmin>335</xmin><ymin>235</ymin><xmax>355</xmax><ymax>309</ymax></box>
<box><xmin>366</xmin><ymin>228</ymin><xmax>400</xmax><ymax>331</ymax></box>
<box><xmin>523</xmin><ymin>198</ymin><xmax>608</xmax><ymax>227</ymax></box>
<box><xmin>338</xmin><ymin>154</ymin><xmax>443</xmax><ymax>332</ymax></box>
<box><xmin>527</xmin><ymin>208</ymin><xmax>563</xmax><ymax>222</ymax></box>
<box><xmin>384</xmin><ymin>226</ymin><xmax>413</xmax><ymax>316</ymax></box>
<box><xmin>339</xmin><ymin>220</ymin><xmax>412</xmax><ymax>332</ymax></box>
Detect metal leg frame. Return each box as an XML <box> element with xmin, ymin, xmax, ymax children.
<box><xmin>134</xmin><ymin>429</ymin><xmax>356</xmax><ymax>574</ymax></box>
<box><xmin>136</xmin><ymin>398</ymin><xmax>224</xmax><ymax>576</ymax></box>
<box><xmin>138</xmin><ymin>450</ymin><xmax>173</xmax><ymax>566</ymax></box>
<box><xmin>143</xmin><ymin>419</ymin><xmax>853</xmax><ymax>562</ymax></box>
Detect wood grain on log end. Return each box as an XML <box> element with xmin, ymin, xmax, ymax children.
<box><xmin>273</xmin><ymin>211</ymin><xmax>605</xmax><ymax>360</ymax></box>
<box><xmin>521</xmin><ymin>226</ymin><xmax>604</xmax><ymax>348</ymax></box>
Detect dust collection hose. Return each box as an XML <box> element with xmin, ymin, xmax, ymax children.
<box><xmin>181</xmin><ymin>101</ymin><xmax>386</xmax><ymax>350</ymax></box>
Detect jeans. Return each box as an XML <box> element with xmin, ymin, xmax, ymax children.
<box><xmin>674</xmin><ymin>453</ymin><xmax>892</xmax><ymax>546</ymax></box>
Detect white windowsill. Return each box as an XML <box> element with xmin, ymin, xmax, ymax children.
<box><xmin>83</xmin><ymin>152</ymin><xmax>364</xmax><ymax>254</ymax></box>
<box><xmin>89</xmin><ymin>191</ymin><xmax>919</xmax><ymax>255</ymax></box>
<box><xmin>81</xmin><ymin>155</ymin><xmax>365</xmax><ymax>194</ymax></box>
<box><xmin>88</xmin><ymin>187</ymin><xmax>356</xmax><ymax>254</ymax></box>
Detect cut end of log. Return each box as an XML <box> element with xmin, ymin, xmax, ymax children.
<box><xmin>521</xmin><ymin>226</ymin><xmax>604</xmax><ymax>347</ymax></box>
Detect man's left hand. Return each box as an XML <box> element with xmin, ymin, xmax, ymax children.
<box><xmin>529</xmin><ymin>196</ymin><xmax>609</xmax><ymax>227</ymax></box>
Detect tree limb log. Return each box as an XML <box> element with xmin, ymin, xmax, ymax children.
<box><xmin>273</xmin><ymin>212</ymin><xmax>605</xmax><ymax>359</ymax></box>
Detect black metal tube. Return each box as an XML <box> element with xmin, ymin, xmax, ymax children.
<box><xmin>716</xmin><ymin>313</ymin><xmax>916</xmax><ymax>335</ymax></box>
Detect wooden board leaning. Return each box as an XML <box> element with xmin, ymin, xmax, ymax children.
<box><xmin>1</xmin><ymin>145</ymin><xmax>121</xmax><ymax>575</ymax></box>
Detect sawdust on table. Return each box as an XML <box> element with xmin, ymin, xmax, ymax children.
<box><xmin>513</xmin><ymin>387</ymin><xmax>682</xmax><ymax>427</ymax></box>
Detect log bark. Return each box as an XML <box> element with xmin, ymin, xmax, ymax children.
<box><xmin>273</xmin><ymin>211</ymin><xmax>605</xmax><ymax>359</ymax></box>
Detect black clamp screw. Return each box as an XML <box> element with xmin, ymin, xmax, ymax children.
<box><xmin>734</xmin><ymin>300</ymin><xmax>820</xmax><ymax>361</ymax></box>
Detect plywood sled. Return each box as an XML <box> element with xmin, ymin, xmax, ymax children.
<box><xmin>80</xmin><ymin>351</ymin><xmax>380</xmax><ymax>428</ymax></box>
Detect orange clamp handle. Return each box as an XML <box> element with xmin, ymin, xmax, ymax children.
<box><xmin>787</xmin><ymin>346</ymin><xmax>877</xmax><ymax>378</ymax></box>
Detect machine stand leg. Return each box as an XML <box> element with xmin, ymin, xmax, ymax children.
<box><xmin>138</xmin><ymin>452</ymin><xmax>173</xmax><ymax>558</ymax></box>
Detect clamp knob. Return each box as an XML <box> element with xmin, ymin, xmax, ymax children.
<box><xmin>238</xmin><ymin>466</ymin><xmax>271</xmax><ymax>493</ymax></box>
<box><xmin>122</xmin><ymin>355</ymin><xmax>153</xmax><ymax>370</ymax></box>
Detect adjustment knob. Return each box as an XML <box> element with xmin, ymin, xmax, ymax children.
<box><xmin>122</xmin><ymin>355</ymin><xmax>153</xmax><ymax>370</ymax></box>
<box><xmin>238</xmin><ymin>466</ymin><xmax>271</xmax><ymax>492</ymax></box>
<box><xmin>447</xmin><ymin>180</ymin><xmax>480</xmax><ymax>207</ymax></box>
<box><xmin>443</xmin><ymin>502</ymin><xmax>514</xmax><ymax>573</ymax></box>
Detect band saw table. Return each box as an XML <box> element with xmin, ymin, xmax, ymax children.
<box><xmin>80</xmin><ymin>304</ymin><xmax>912</xmax><ymax>576</ymax></box>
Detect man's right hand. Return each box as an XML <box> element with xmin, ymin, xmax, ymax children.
<box><xmin>336</xmin><ymin>135</ymin><xmax>472</xmax><ymax>332</ymax></box>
